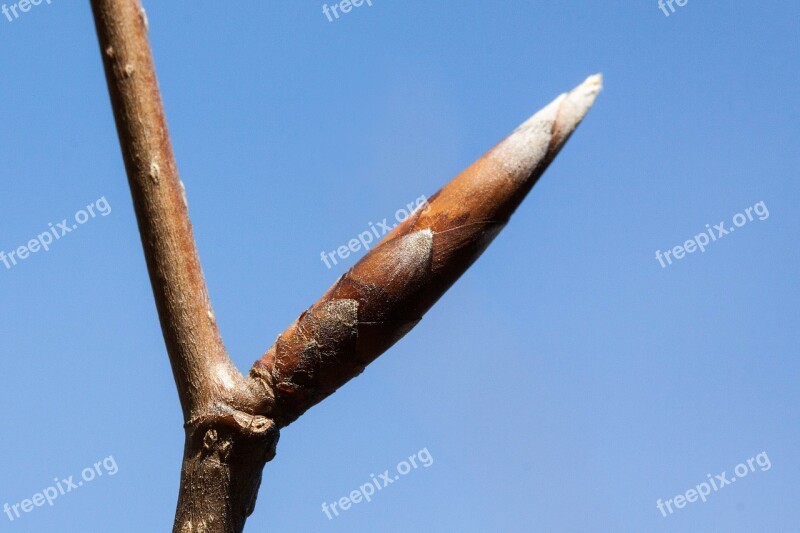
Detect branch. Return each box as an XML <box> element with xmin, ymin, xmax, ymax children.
<box><xmin>91</xmin><ymin>3</ymin><xmax>277</xmax><ymax>531</ymax></box>
<box><xmin>91</xmin><ymin>2</ymin><xmax>601</xmax><ymax>529</ymax></box>
<box><xmin>90</xmin><ymin>0</ymin><xmax>242</xmax><ymax>420</ymax></box>
<box><xmin>250</xmin><ymin>75</ymin><xmax>602</xmax><ymax>427</ymax></box>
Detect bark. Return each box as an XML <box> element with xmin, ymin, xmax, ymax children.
<box><xmin>90</xmin><ymin>1</ymin><xmax>601</xmax><ymax>531</ymax></box>
<box><xmin>90</xmin><ymin>1</ymin><xmax>274</xmax><ymax>529</ymax></box>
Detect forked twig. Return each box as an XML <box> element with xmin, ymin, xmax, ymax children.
<box><xmin>90</xmin><ymin>1</ymin><xmax>601</xmax><ymax>530</ymax></box>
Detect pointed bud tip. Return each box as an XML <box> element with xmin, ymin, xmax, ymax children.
<box><xmin>556</xmin><ymin>73</ymin><xmax>603</xmax><ymax>135</ymax></box>
<box><xmin>579</xmin><ymin>73</ymin><xmax>603</xmax><ymax>95</ymax></box>
<box><xmin>572</xmin><ymin>73</ymin><xmax>603</xmax><ymax>104</ymax></box>
<box><xmin>490</xmin><ymin>73</ymin><xmax>602</xmax><ymax>180</ymax></box>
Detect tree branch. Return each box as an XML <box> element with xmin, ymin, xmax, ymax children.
<box><xmin>250</xmin><ymin>75</ymin><xmax>602</xmax><ymax>427</ymax></box>
<box><xmin>91</xmin><ymin>2</ymin><xmax>600</xmax><ymax>529</ymax></box>
<box><xmin>90</xmin><ymin>0</ymin><xmax>243</xmax><ymax>420</ymax></box>
<box><xmin>91</xmin><ymin>3</ymin><xmax>276</xmax><ymax>530</ymax></box>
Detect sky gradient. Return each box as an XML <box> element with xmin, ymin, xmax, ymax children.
<box><xmin>0</xmin><ymin>1</ymin><xmax>798</xmax><ymax>531</ymax></box>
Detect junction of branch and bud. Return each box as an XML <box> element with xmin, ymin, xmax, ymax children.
<box><xmin>90</xmin><ymin>1</ymin><xmax>600</xmax><ymax>531</ymax></box>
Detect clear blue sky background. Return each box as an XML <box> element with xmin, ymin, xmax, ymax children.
<box><xmin>1</xmin><ymin>1</ymin><xmax>798</xmax><ymax>532</ymax></box>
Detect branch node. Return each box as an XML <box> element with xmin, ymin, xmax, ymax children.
<box><xmin>202</xmin><ymin>429</ymin><xmax>218</xmax><ymax>451</ymax></box>
<box><xmin>149</xmin><ymin>161</ymin><xmax>161</xmax><ymax>184</ymax></box>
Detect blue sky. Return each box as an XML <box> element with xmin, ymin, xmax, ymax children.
<box><xmin>0</xmin><ymin>1</ymin><xmax>798</xmax><ymax>531</ymax></box>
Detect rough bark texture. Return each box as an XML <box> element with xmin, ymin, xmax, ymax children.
<box><xmin>90</xmin><ymin>1</ymin><xmax>600</xmax><ymax>531</ymax></box>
